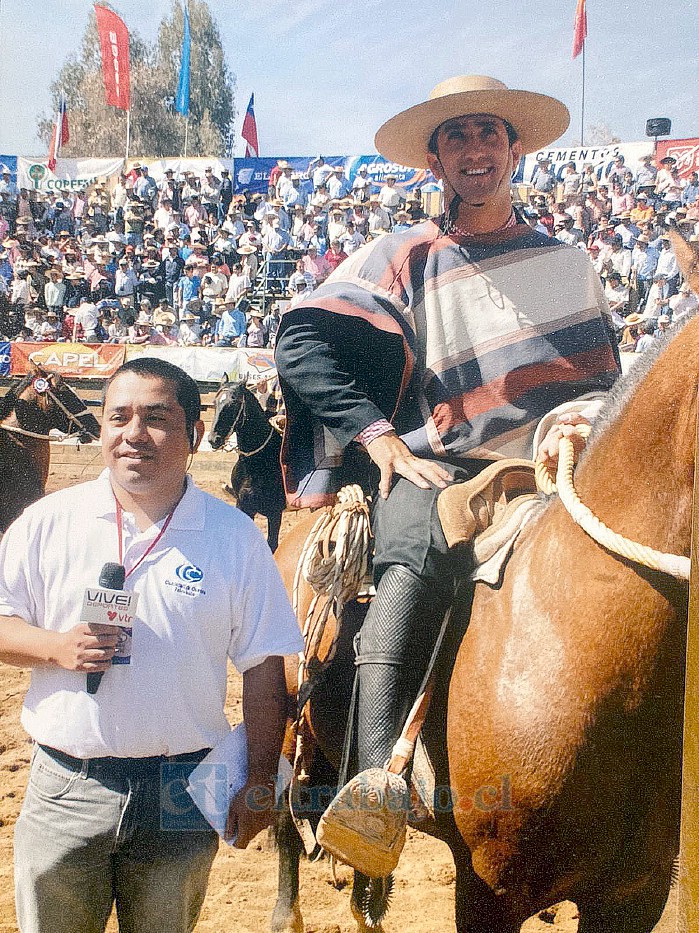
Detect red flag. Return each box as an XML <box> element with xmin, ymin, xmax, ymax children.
<box><xmin>94</xmin><ymin>3</ymin><xmax>131</xmax><ymax>111</ymax></box>
<box><xmin>242</xmin><ymin>94</ymin><xmax>259</xmax><ymax>157</ymax></box>
<box><xmin>572</xmin><ymin>0</ymin><xmax>587</xmax><ymax>59</ymax></box>
<box><xmin>47</xmin><ymin>94</ymin><xmax>69</xmax><ymax>172</ymax></box>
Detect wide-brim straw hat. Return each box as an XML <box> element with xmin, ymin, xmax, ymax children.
<box><xmin>375</xmin><ymin>75</ymin><xmax>570</xmax><ymax>168</ymax></box>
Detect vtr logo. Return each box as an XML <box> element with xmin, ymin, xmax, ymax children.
<box><xmin>176</xmin><ymin>563</ymin><xmax>204</xmax><ymax>583</ymax></box>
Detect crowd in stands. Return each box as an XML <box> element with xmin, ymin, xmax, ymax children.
<box><xmin>0</xmin><ymin>152</ymin><xmax>696</xmax><ymax>355</ymax></box>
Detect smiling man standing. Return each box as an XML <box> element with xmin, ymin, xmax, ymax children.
<box><xmin>275</xmin><ymin>75</ymin><xmax>620</xmax><ymax>871</ymax></box>
<box><xmin>0</xmin><ymin>357</ymin><xmax>302</xmax><ymax>933</ymax></box>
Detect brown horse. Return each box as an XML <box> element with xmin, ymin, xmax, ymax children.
<box><xmin>272</xmin><ymin>232</ymin><xmax>698</xmax><ymax>933</ymax></box>
<box><xmin>0</xmin><ymin>363</ymin><xmax>100</xmax><ymax>532</ymax></box>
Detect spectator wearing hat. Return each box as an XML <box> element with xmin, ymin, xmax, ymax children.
<box><xmin>561</xmin><ymin>161</ymin><xmax>581</xmax><ymax>206</ymax></box>
<box><xmin>655</xmin><ymin>235</ymin><xmax>680</xmax><ymax>293</ymax></box>
<box><xmin>327</xmin><ymin>167</ymin><xmax>350</xmax><ymax>202</ymax></box>
<box><xmin>530</xmin><ymin>157</ymin><xmax>556</xmax><ymax>197</ymax></box>
<box><xmin>339</xmin><ymin>221</ymin><xmax>366</xmax><ymax>255</ymax></box>
<box><xmin>301</xmin><ymin>245</ymin><xmax>330</xmax><ymax>285</ymax></box>
<box><xmin>682</xmin><ymin>172</ymin><xmax>699</xmax><ymax>207</ymax></box>
<box><xmin>44</xmin><ymin>267</ymin><xmax>66</xmax><ymax>316</ymax></box>
<box><xmin>184</xmin><ymin>195</ymin><xmax>207</xmax><ymax>231</ymax></box>
<box><xmin>237</xmin><ymin>242</ymin><xmax>259</xmax><ymax>281</ymax></box>
<box><xmin>580</xmin><ymin>164</ymin><xmax>598</xmax><ymax>197</ymax></box>
<box><xmin>324</xmin><ymin>239</ymin><xmax>348</xmax><ymax>274</ymax></box>
<box><xmin>200</xmin><ymin>259</ymin><xmax>228</xmax><ymax>315</ymax></box>
<box><xmin>635</xmin><ymin>318</ymin><xmax>658</xmax><ymax>353</ymax></box>
<box><xmin>224</xmin><ymin>262</ymin><xmax>252</xmax><ymax>305</ymax></box>
<box><xmin>174</xmin><ymin>264</ymin><xmax>202</xmax><ymax>317</ymax></box>
<box><xmin>605</xmin><ymin>234</ymin><xmax>632</xmax><ymax>281</ymax></box>
<box><xmin>177</xmin><ymin>309</ymin><xmax>201</xmax><ymax>346</ymax></box>
<box><xmin>631</xmin><ymin>234</ymin><xmax>658</xmax><ymax>305</ymax></box>
<box><xmin>655</xmin><ymin>157</ymin><xmax>684</xmax><ymax>207</ymax></box>
<box><xmin>216</xmin><ymin>297</ymin><xmax>247</xmax><ymax>347</ymax></box>
<box><xmin>630</xmin><ymin>194</ymin><xmax>654</xmax><ymax>225</ymax></box>
<box><xmin>261</xmin><ymin>216</ymin><xmax>290</xmax><ymax>286</ymax></box>
<box><xmin>367</xmin><ymin>197</ymin><xmax>391</xmax><ymax>234</ymax></box>
<box><xmin>644</xmin><ymin>273</ymin><xmax>672</xmax><ymax>320</ymax></box>
<box><xmin>351</xmin><ymin>164</ymin><xmax>372</xmax><ymax>203</ymax></box>
<box><xmin>114</xmin><ymin>256</ymin><xmax>139</xmax><ymax>300</ymax></box>
<box><xmin>635</xmin><ymin>155</ymin><xmax>657</xmax><ymax>198</ymax></box>
<box><xmin>201</xmin><ymin>165</ymin><xmax>222</xmax><ymax>206</ymax></box>
<box><xmin>240</xmin><ymin>309</ymin><xmax>268</xmax><ymax>348</ymax></box>
<box><xmin>377</xmin><ymin>174</ymin><xmax>405</xmax><ymax>218</ymax></box>
<box><xmin>72</xmin><ymin>300</ymin><xmax>99</xmax><ymax>341</ymax></box>
<box><xmin>670</xmin><ymin>282</ymin><xmax>699</xmax><ymax>324</ymax></box>
<box><xmin>604</xmin><ymin>272</ymin><xmax>630</xmax><ymax>326</ymax></box>
<box><xmin>133</xmin><ymin>164</ymin><xmax>158</xmax><ymax>208</ymax></box>
<box><xmin>219</xmin><ymin>168</ymin><xmax>233</xmax><ymax>222</ymax></box>
<box><xmin>52</xmin><ymin>203</ymin><xmax>74</xmax><ymax>239</ymax></box>
<box><xmin>308</xmin><ymin>156</ymin><xmax>334</xmax><ymax>191</ymax></box>
<box><xmin>0</xmin><ymin>168</ymin><xmax>18</xmax><ymax>206</ymax></box>
<box><xmin>604</xmin><ymin>153</ymin><xmax>627</xmax><ymax>189</ymax></box>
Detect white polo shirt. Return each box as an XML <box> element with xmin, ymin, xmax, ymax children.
<box><xmin>0</xmin><ymin>470</ymin><xmax>303</xmax><ymax>758</ymax></box>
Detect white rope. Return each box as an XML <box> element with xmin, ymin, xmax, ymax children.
<box><xmin>536</xmin><ymin>430</ymin><xmax>690</xmax><ymax>581</ymax></box>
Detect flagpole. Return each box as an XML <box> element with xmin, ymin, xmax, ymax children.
<box><xmin>125</xmin><ymin>109</ymin><xmax>131</xmax><ymax>162</ymax></box>
<box><xmin>184</xmin><ymin>118</ymin><xmax>189</xmax><ymax>159</ymax></box>
<box><xmin>580</xmin><ymin>44</ymin><xmax>586</xmax><ymax>146</ymax></box>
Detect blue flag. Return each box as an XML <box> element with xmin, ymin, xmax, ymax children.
<box><xmin>175</xmin><ymin>2</ymin><xmax>191</xmax><ymax>116</ymax></box>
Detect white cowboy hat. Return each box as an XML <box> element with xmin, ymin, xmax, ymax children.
<box><xmin>374</xmin><ymin>75</ymin><xmax>570</xmax><ymax>168</ymax></box>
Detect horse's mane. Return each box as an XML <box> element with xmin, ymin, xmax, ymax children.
<box><xmin>587</xmin><ymin>311</ymin><xmax>697</xmax><ymax>447</ymax></box>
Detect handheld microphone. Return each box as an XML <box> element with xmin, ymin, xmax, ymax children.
<box><xmin>87</xmin><ymin>562</ymin><xmax>126</xmax><ymax>695</ymax></box>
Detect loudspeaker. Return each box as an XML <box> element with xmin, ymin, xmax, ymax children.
<box><xmin>646</xmin><ymin>117</ymin><xmax>672</xmax><ymax>138</ymax></box>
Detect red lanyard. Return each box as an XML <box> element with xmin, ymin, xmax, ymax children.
<box><xmin>115</xmin><ymin>499</ymin><xmax>177</xmax><ymax>580</ymax></box>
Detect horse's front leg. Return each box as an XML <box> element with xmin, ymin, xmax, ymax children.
<box><xmin>271</xmin><ymin>800</ymin><xmax>304</xmax><ymax>933</ymax></box>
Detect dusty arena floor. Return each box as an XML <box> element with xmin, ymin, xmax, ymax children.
<box><xmin>0</xmin><ymin>453</ymin><xmax>678</xmax><ymax>932</ymax></box>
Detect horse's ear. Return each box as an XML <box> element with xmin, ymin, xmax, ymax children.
<box><xmin>220</xmin><ymin>373</ymin><xmax>229</xmax><ymax>386</ymax></box>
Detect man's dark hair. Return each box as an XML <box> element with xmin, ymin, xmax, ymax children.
<box><xmin>103</xmin><ymin>358</ymin><xmax>201</xmax><ymax>432</ymax></box>
<box><xmin>428</xmin><ymin>117</ymin><xmax>519</xmax><ymax>156</ymax></box>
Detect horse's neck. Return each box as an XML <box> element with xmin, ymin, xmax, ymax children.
<box><xmin>574</xmin><ymin>323</ymin><xmax>699</xmax><ymax>557</ymax></box>
<box><xmin>237</xmin><ymin>393</ymin><xmax>270</xmax><ymax>448</ymax></box>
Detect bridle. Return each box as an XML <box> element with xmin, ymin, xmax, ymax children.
<box><xmin>0</xmin><ymin>372</ymin><xmax>100</xmax><ymax>443</ymax></box>
<box><xmin>212</xmin><ymin>384</ymin><xmax>276</xmax><ymax>457</ymax></box>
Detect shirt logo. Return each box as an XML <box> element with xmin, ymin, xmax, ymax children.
<box><xmin>175</xmin><ymin>563</ymin><xmax>204</xmax><ymax>583</ymax></box>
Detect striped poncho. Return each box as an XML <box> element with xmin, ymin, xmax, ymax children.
<box><xmin>276</xmin><ymin>218</ymin><xmax>619</xmax><ymax>508</ymax></box>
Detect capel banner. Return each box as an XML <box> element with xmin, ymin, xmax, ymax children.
<box><xmin>11</xmin><ymin>342</ymin><xmax>125</xmax><ymax>377</ymax></box>
<box><xmin>657</xmin><ymin>138</ymin><xmax>699</xmax><ymax>179</ymax></box>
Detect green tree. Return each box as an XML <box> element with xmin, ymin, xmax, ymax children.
<box><xmin>38</xmin><ymin>1</ymin><xmax>236</xmax><ymax>158</ymax></box>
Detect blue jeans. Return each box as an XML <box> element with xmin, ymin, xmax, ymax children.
<box><xmin>14</xmin><ymin>745</ymin><xmax>219</xmax><ymax>933</ymax></box>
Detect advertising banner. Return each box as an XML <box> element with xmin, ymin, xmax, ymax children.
<box><xmin>0</xmin><ymin>156</ymin><xmax>18</xmax><ymax>183</ymax></box>
<box><xmin>233</xmin><ymin>156</ymin><xmax>436</xmax><ymax>195</ymax></box>
<box><xmin>17</xmin><ymin>157</ymin><xmax>124</xmax><ymax>193</ymax></box>
<box><xmin>11</xmin><ymin>342</ymin><xmax>125</xmax><ymax>377</ymax></box>
<box><xmin>0</xmin><ymin>342</ymin><xmax>10</xmax><ymax>376</ymax></box>
<box><xmin>125</xmin><ymin>345</ymin><xmax>277</xmax><ymax>386</ymax></box>
<box><xmin>518</xmin><ymin>141</ymin><xmax>652</xmax><ymax>185</ymax></box>
<box><xmin>657</xmin><ymin>138</ymin><xmax>699</xmax><ymax>179</ymax></box>
<box><xmin>94</xmin><ymin>3</ymin><xmax>131</xmax><ymax>111</ymax></box>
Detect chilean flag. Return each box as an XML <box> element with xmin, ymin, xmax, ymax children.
<box><xmin>47</xmin><ymin>93</ymin><xmax>70</xmax><ymax>171</ymax></box>
<box><xmin>572</xmin><ymin>0</ymin><xmax>587</xmax><ymax>58</ymax></box>
<box><xmin>242</xmin><ymin>93</ymin><xmax>259</xmax><ymax>157</ymax></box>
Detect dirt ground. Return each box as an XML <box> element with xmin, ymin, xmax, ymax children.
<box><xmin>0</xmin><ymin>456</ymin><xmax>678</xmax><ymax>933</ymax></box>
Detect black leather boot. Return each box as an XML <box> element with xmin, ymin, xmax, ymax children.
<box><xmin>355</xmin><ymin>564</ymin><xmax>448</xmax><ymax>772</ymax></box>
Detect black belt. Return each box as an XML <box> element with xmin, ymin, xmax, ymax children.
<box><xmin>39</xmin><ymin>744</ymin><xmax>211</xmax><ymax>776</ymax></box>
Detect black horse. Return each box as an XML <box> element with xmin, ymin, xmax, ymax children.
<box><xmin>208</xmin><ymin>377</ymin><xmax>285</xmax><ymax>551</ymax></box>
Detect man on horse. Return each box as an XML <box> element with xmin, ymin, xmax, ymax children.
<box><xmin>275</xmin><ymin>76</ymin><xmax>620</xmax><ymax>870</ymax></box>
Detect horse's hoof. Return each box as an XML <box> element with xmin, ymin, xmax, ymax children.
<box><xmin>270</xmin><ymin>897</ymin><xmax>304</xmax><ymax>933</ymax></box>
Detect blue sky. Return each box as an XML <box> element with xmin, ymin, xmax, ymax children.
<box><xmin>0</xmin><ymin>0</ymin><xmax>696</xmax><ymax>158</ymax></box>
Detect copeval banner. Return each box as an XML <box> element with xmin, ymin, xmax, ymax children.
<box><xmin>18</xmin><ymin>157</ymin><xmax>124</xmax><ymax>193</ymax></box>
<box><xmin>657</xmin><ymin>138</ymin><xmax>699</xmax><ymax>179</ymax></box>
<box><xmin>0</xmin><ymin>342</ymin><xmax>10</xmax><ymax>376</ymax></box>
<box><xmin>94</xmin><ymin>3</ymin><xmax>131</xmax><ymax>111</ymax></box>
<box><xmin>11</xmin><ymin>343</ymin><xmax>125</xmax><ymax>377</ymax></box>
<box><xmin>233</xmin><ymin>155</ymin><xmax>436</xmax><ymax>195</ymax></box>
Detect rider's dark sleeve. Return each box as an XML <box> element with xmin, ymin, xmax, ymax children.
<box><xmin>275</xmin><ymin>308</ymin><xmax>406</xmax><ymax>449</ymax></box>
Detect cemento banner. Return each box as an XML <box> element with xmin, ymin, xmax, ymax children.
<box><xmin>657</xmin><ymin>138</ymin><xmax>699</xmax><ymax>179</ymax></box>
<box><xmin>11</xmin><ymin>342</ymin><xmax>125</xmax><ymax>377</ymax></box>
<box><xmin>518</xmin><ymin>141</ymin><xmax>651</xmax><ymax>185</ymax></box>
<box><xmin>18</xmin><ymin>157</ymin><xmax>124</xmax><ymax>193</ymax></box>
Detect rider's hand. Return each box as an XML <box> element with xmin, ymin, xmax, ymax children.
<box><xmin>536</xmin><ymin>414</ymin><xmax>591</xmax><ymax>473</ymax></box>
<box><xmin>365</xmin><ymin>432</ymin><xmax>452</xmax><ymax>499</ymax></box>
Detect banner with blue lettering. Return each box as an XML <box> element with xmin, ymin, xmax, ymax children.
<box><xmin>233</xmin><ymin>155</ymin><xmax>436</xmax><ymax>195</ymax></box>
<box><xmin>0</xmin><ymin>156</ymin><xmax>18</xmax><ymax>183</ymax></box>
<box><xmin>0</xmin><ymin>342</ymin><xmax>11</xmax><ymax>376</ymax></box>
